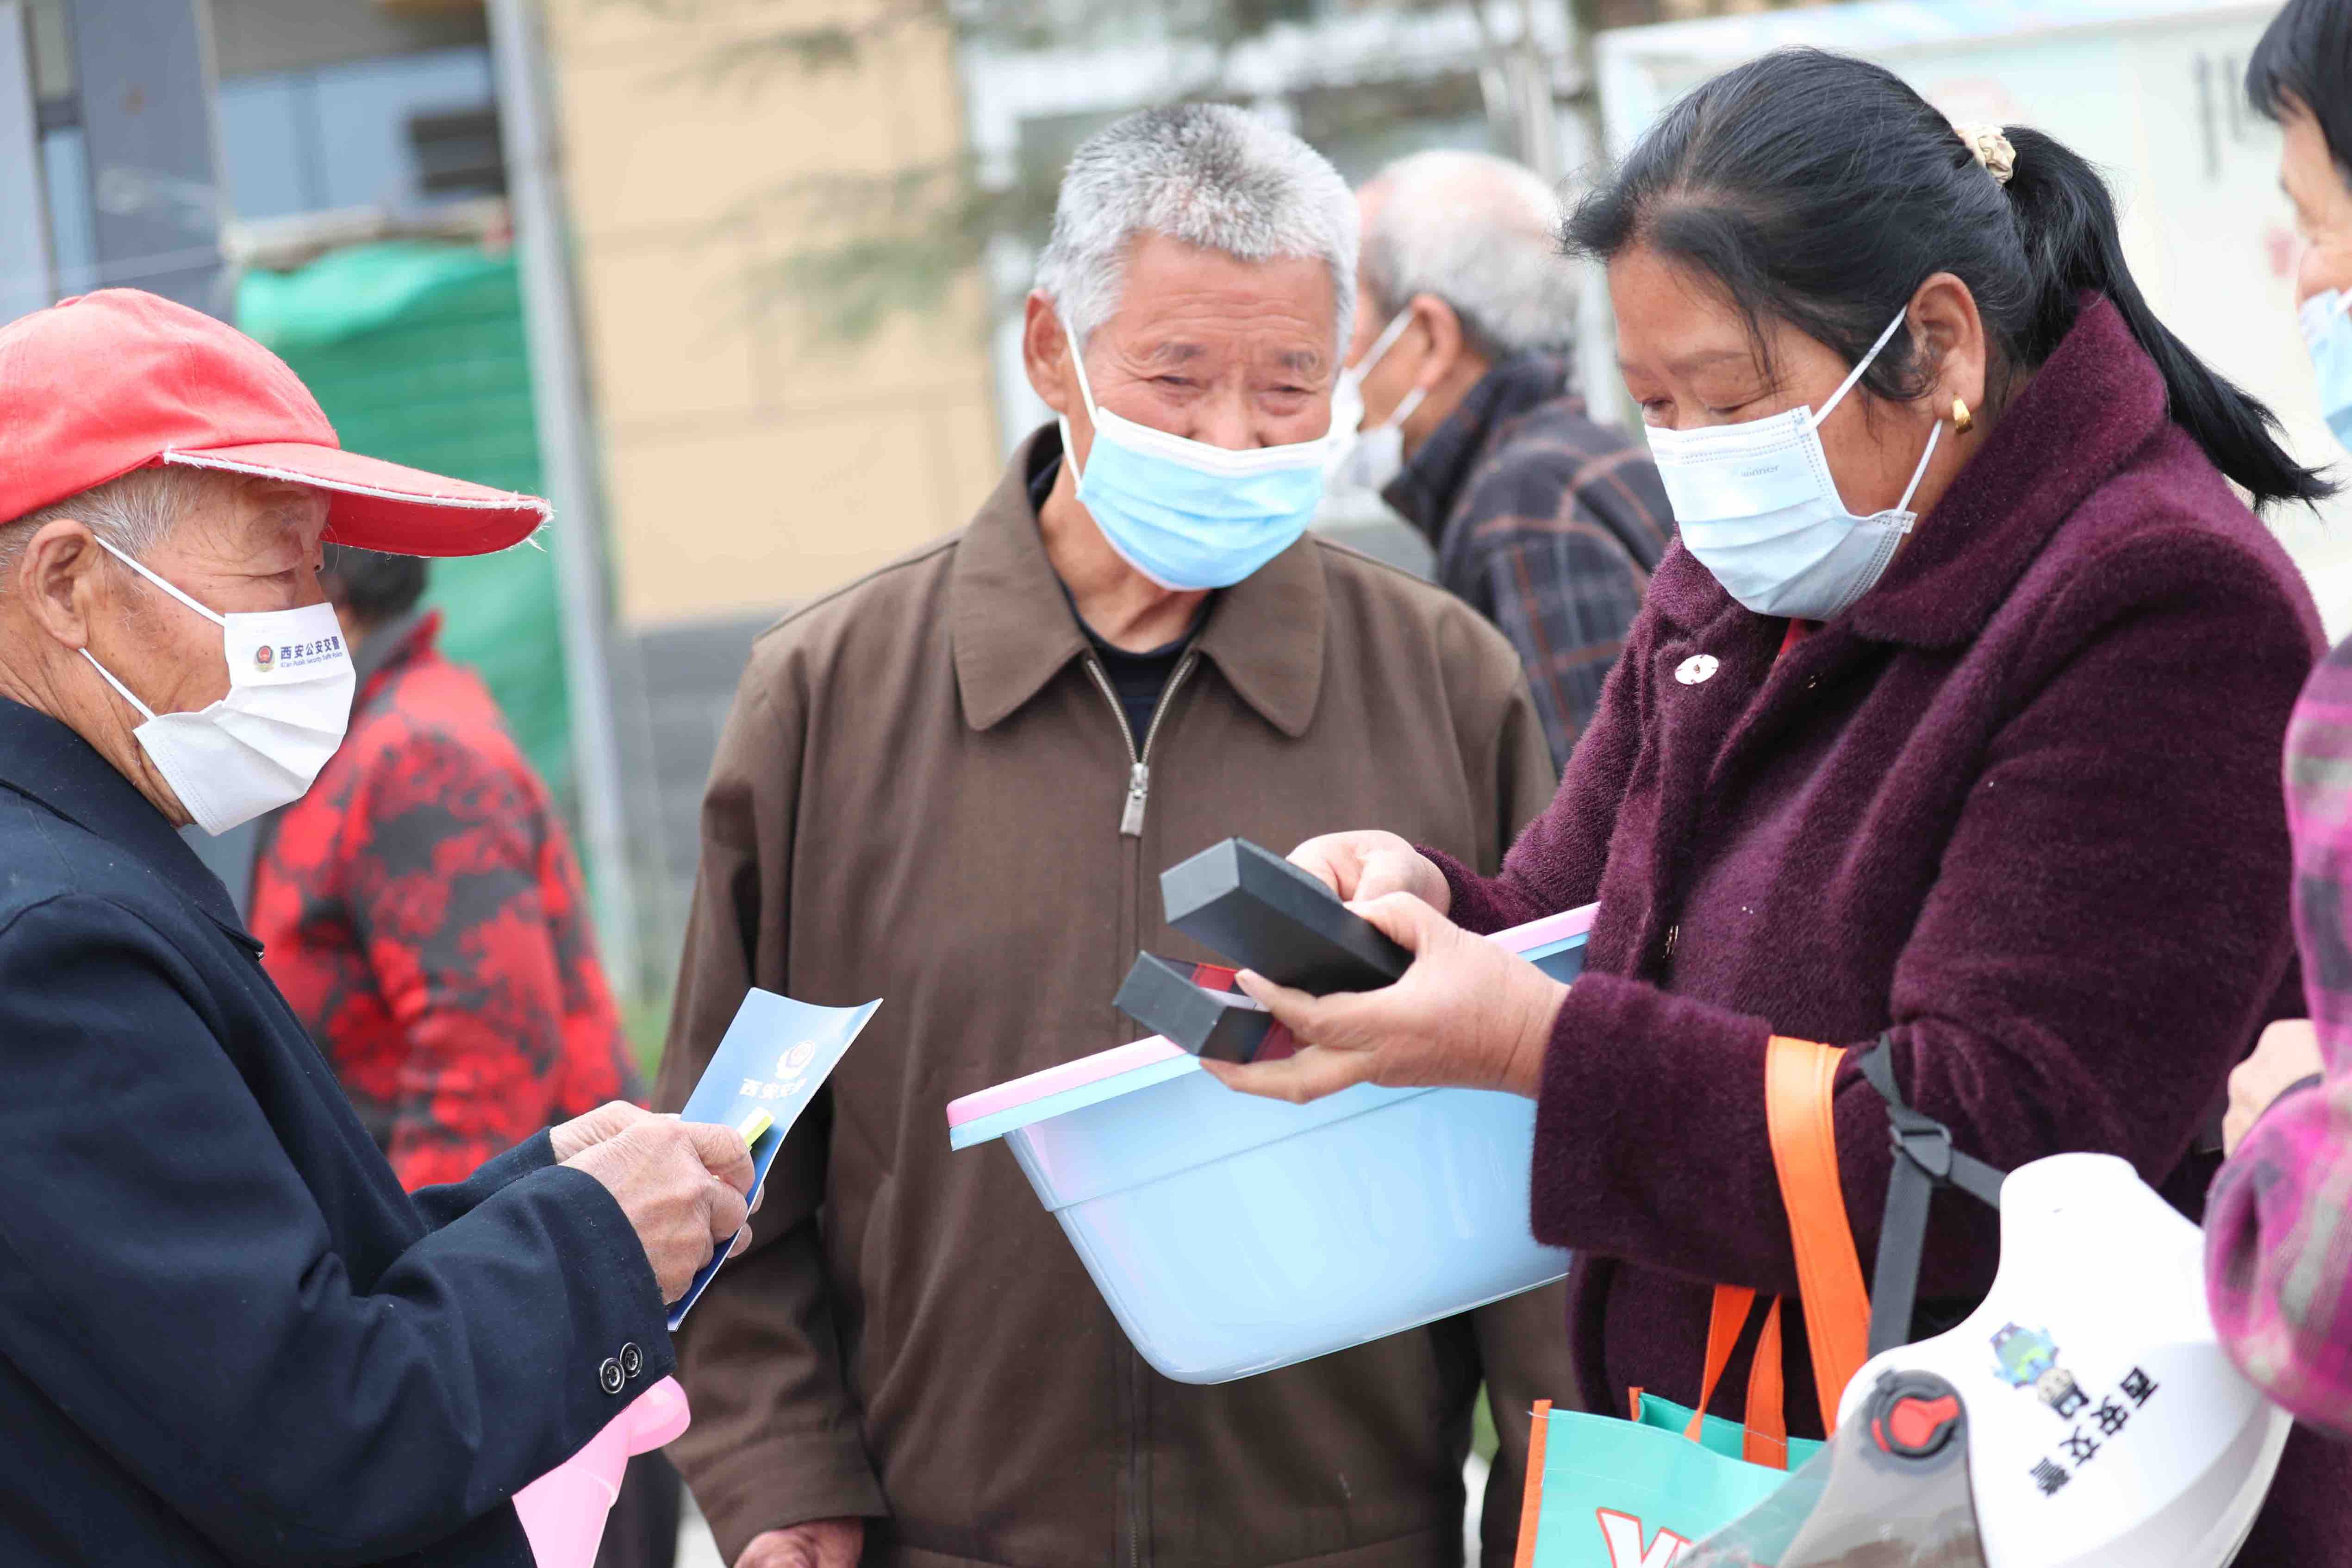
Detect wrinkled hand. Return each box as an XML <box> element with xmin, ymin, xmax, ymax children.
<box><xmin>1288</xmin><ymin>830</ymin><xmax>1451</xmax><ymax>913</ymax></box>
<box><xmin>737</xmin><ymin>1518</ymin><xmax>864</xmax><ymax>1568</ymax></box>
<box><xmin>549</xmin><ymin>1099</ymin><xmax>655</xmax><ymax>1162</ymax></box>
<box><xmin>565</xmin><ymin>1119</ymin><xmax>756</xmax><ymax>1302</ymax></box>
<box><xmin>1200</xmin><ymin>892</ymin><xmax>1564</xmax><ymax>1104</ymax></box>
<box><xmin>2224</xmin><ymin>1019</ymin><xmax>2327</xmax><ymax>1156</ymax></box>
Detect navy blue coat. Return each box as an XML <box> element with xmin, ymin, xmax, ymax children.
<box><xmin>0</xmin><ymin>697</ymin><xmax>675</xmax><ymax>1565</ymax></box>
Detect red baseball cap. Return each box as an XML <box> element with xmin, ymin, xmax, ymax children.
<box><xmin>0</xmin><ymin>289</ymin><xmax>550</xmax><ymax>556</ymax></box>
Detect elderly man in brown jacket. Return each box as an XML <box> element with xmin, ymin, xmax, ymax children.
<box><xmin>657</xmin><ymin>105</ymin><xmax>1568</xmax><ymax>1568</ymax></box>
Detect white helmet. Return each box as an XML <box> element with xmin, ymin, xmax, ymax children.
<box><xmin>1684</xmin><ymin>1150</ymin><xmax>2290</xmax><ymax>1568</ymax></box>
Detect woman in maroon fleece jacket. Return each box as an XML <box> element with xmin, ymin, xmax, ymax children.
<box><xmin>1211</xmin><ymin>50</ymin><xmax>2350</xmax><ymax>1559</ymax></box>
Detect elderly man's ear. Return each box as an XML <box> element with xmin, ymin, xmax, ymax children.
<box><xmin>11</xmin><ymin>521</ymin><xmax>109</xmax><ymax>651</ymax></box>
<box><xmin>1022</xmin><ymin>293</ymin><xmax>1079</xmax><ymax>417</ymax></box>
<box><xmin>1402</xmin><ymin>293</ymin><xmax>1469</xmax><ymax>378</ymax></box>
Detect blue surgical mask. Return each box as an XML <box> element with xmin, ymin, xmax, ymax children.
<box><xmin>1057</xmin><ymin>320</ymin><xmax>1335</xmax><ymax>590</ymax></box>
<box><xmin>2300</xmin><ymin>289</ymin><xmax>2352</xmax><ymax>451</ymax></box>
<box><xmin>1646</xmin><ymin>308</ymin><xmax>1942</xmax><ymax>621</ymax></box>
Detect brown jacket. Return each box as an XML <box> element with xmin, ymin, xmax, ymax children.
<box><xmin>656</xmin><ymin>431</ymin><xmax>1566</xmax><ymax>1568</ymax></box>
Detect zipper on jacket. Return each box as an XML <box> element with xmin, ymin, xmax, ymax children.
<box><xmin>1082</xmin><ymin>649</ymin><xmax>1200</xmax><ymax>838</ymax></box>
<box><xmin>1083</xmin><ymin>645</ymin><xmax>1196</xmax><ymax>1568</ymax></box>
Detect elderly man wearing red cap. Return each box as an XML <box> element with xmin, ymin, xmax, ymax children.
<box><xmin>0</xmin><ymin>289</ymin><xmax>754</xmax><ymax>1567</ymax></box>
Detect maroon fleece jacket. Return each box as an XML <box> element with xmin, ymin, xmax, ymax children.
<box><xmin>1429</xmin><ymin>296</ymin><xmax>2351</xmax><ymax>1557</ymax></box>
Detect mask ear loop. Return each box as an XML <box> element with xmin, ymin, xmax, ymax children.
<box><xmin>81</xmin><ymin>650</ymin><xmax>159</xmax><ymax>723</ymax></box>
<box><xmin>1384</xmin><ymin>383</ymin><xmax>1430</xmax><ymax>435</ymax></box>
<box><xmin>82</xmin><ymin>538</ymin><xmax>226</xmax><ymax>725</ymax></box>
<box><xmin>1892</xmin><ymin>419</ymin><xmax>1943</xmax><ymax>524</ymax></box>
<box><xmin>1352</xmin><ymin>307</ymin><xmax>1417</xmax><ymax>384</ymax></box>
<box><xmin>1353</xmin><ymin>307</ymin><xmax>1431</xmax><ymax>437</ymax></box>
<box><xmin>1058</xmin><ymin>317</ymin><xmax>1103</xmax><ymax>487</ymax></box>
<box><xmin>1809</xmin><ymin>307</ymin><xmax>1915</xmax><ymax>430</ymax></box>
<box><xmin>93</xmin><ymin>537</ymin><xmax>230</xmax><ymax>628</ymax></box>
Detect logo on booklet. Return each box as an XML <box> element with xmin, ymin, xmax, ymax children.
<box><xmin>741</xmin><ymin>1041</ymin><xmax>824</xmax><ymax>1103</ymax></box>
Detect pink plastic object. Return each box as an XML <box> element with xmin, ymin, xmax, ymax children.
<box><xmin>511</xmin><ymin>1375</ymin><xmax>692</xmax><ymax>1568</ymax></box>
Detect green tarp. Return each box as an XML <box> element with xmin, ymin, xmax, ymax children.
<box><xmin>237</xmin><ymin>241</ymin><xmax>574</xmax><ymax>812</ymax></box>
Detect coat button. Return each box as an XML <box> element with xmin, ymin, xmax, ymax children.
<box><xmin>619</xmin><ymin>1343</ymin><xmax>643</xmax><ymax>1380</ymax></box>
<box><xmin>1676</xmin><ymin>654</ymin><xmax>1719</xmax><ymax>686</ymax></box>
<box><xmin>599</xmin><ymin>1357</ymin><xmax>625</xmax><ymax>1396</ymax></box>
<box><xmin>1663</xmin><ymin>923</ymin><xmax>1680</xmax><ymax>959</ymax></box>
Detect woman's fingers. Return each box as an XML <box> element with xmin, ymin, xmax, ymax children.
<box><xmin>1351</xmin><ymin>849</ymin><xmax>1429</xmax><ymax>904</ymax></box>
<box><xmin>1344</xmin><ymin>889</ymin><xmax>1450</xmax><ymax>954</ymax></box>
<box><xmin>1234</xmin><ymin>968</ymin><xmax>1326</xmax><ymax>1033</ymax></box>
<box><xmin>1200</xmin><ymin>1045</ymin><xmax>1378</xmax><ymax>1104</ymax></box>
<box><xmin>1285</xmin><ymin>836</ymin><xmax>1354</xmax><ymax>897</ymax></box>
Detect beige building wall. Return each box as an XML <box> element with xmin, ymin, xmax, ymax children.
<box><xmin>542</xmin><ymin>0</ymin><xmax>1002</xmax><ymax>628</ymax></box>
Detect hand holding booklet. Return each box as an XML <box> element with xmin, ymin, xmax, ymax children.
<box><xmin>667</xmin><ymin>990</ymin><xmax>881</xmax><ymax>1327</ymax></box>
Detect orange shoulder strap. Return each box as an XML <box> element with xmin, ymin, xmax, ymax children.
<box><xmin>1763</xmin><ymin>1035</ymin><xmax>1872</xmax><ymax>1430</ymax></box>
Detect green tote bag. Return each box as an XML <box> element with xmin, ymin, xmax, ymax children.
<box><xmin>1510</xmin><ymin>1037</ymin><xmax>1872</xmax><ymax>1568</ymax></box>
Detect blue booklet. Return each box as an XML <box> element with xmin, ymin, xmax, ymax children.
<box><xmin>667</xmin><ymin>990</ymin><xmax>881</xmax><ymax>1329</ymax></box>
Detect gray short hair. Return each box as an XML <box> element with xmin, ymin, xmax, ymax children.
<box><xmin>1360</xmin><ymin>150</ymin><xmax>1578</xmax><ymax>361</ymax></box>
<box><xmin>1036</xmin><ymin>104</ymin><xmax>1357</xmax><ymax>356</ymax></box>
<box><xmin>0</xmin><ymin>466</ymin><xmax>249</xmax><ymax>583</ymax></box>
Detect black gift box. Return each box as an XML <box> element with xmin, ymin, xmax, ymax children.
<box><xmin>1114</xmin><ymin>953</ymin><xmax>1279</xmax><ymax>1063</ymax></box>
<box><xmin>1160</xmin><ymin>837</ymin><xmax>1411</xmax><ymax>996</ymax></box>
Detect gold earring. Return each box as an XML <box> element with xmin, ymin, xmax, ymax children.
<box><xmin>1952</xmin><ymin>396</ymin><xmax>1974</xmax><ymax>434</ymax></box>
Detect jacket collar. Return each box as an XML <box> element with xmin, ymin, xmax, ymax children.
<box><xmin>1383</xmin><ymin>352</ymin><xmax>1575</xmax><ymax>540</ymax></box>
<box><xmin>1643</xmin><ymin>295</ymin><xmax>2169</xmax><ymax>649</ymax></box>
<box><xmin>354</xmin><ymin>607</ymin><xmax>437</xmax><ymax>714</ymax></box>
<box><xmin>951</xmin><ymin>426</ymin><xmax>1327</xmax><ymax>738</ymax></box>
<box><xmin>0</xmin><ymin>695</ymin><xmax>257</xmax><ymax>948</ymax></box>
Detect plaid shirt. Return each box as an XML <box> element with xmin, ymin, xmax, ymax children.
<box><xmin>1384</xmin><ymin>353</ymin><xmax>1672</xmax><ymax>768</ymax></box>
<box><xmin>250</xmin><ymin>612</ymin><xmax>637</xmax><ymax>1191</ymax></box>
<box><xmin>2207</xmin><ymin>635</ymin><xmax>2352</xmax><ymax>1435</ymax></box>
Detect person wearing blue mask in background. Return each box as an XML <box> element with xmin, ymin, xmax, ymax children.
<box><xmin>2205</xmin><ymin>0</ymin><xmax>2352</xmax><ymax>1502</ymax></box>
<box><xmin>652</xmin><ymin>104</ymin><xmax>1571</xmax><ymax>1568</ymax></box>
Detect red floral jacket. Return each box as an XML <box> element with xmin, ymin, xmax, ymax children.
<box><xmin>251</xmin><ymin>612</ymin><xmax>637</xmax><ymax>1190</ymax></box>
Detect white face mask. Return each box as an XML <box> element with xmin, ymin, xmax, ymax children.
<box><xmin>1325</xmin><ymin>308</ymin><xmax>1430</xmax><ymax>495</ymax></box>
<box><xmin>1646</xmin><ymin>308</ymin><xmax>1943</xmax><ymax>621</ymax></box>
<box><xmin>81</xmin><ymin>539</ymin><xmax>356</xmax><ymax>835</ymax></box>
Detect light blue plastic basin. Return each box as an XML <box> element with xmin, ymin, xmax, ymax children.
<box><xmin>948</xmin><ymin>910</ymin><xmax>1590</xmax><ymax>1384</ymax></box>
<box><xmin>1015</xmin><ymin>1066</ymin><xmax>1566</xmax><ymax>1382</ymax></box>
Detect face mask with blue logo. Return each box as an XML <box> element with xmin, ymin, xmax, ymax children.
<box><xmin>80</xmin><ymin>538</ymin><xmax>355</xmax><ymax>836</ymax></box>
<box><xmin>1056</xmin><ymin>319</ymin><xmax>1337</xmax><ymax>591</ymax></box>
<box><xmin>2300</xmin><ymin>289</ymin><xmax>2352</xmax><ymax>451</ymax></box>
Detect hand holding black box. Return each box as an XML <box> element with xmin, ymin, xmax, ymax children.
<box><xmin>1114</xmin><ymin>953</ymin><xmax>1279</xmax><ymax>1063</ymax></box>
<box><xmin>1160</xmin><ymin>838</ymin><xmax>1412</xmax><ymax>995</ymax></box>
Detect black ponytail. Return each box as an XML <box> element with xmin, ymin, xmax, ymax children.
<box><xmin>1567</xmin><ymin>49</ymin><xmax>2332</xmax><ymax>508</ymax></box>
<box><xmin>1999</xmin><ymin>126</ymin><xmax>2329</xmax><ymax>505</ymax></box>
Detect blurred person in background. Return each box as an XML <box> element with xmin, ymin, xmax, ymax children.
<box><xmin>2204</xmin><ymin>0</ymin><xmax>2352</xmax><ymax>1452</ymax></box>
<box><xmin>1337</xmin><ymin>150</ymin><xmax>1672</xmax><ymax>768</ymax></box>
<box><xmin>657</xmin><ymin>104</ymin><xmax>1569</xmax><ymax>1568</ymax></box>
<box><xmin>246</xmin><ymin>543</ymin><xmax>676</xmax><ymax>1568</ymax></box>
<box><xmin>248</xmin><ymin>542</ymin><xmax>638</xmax><ymax>1190</ymax></box>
